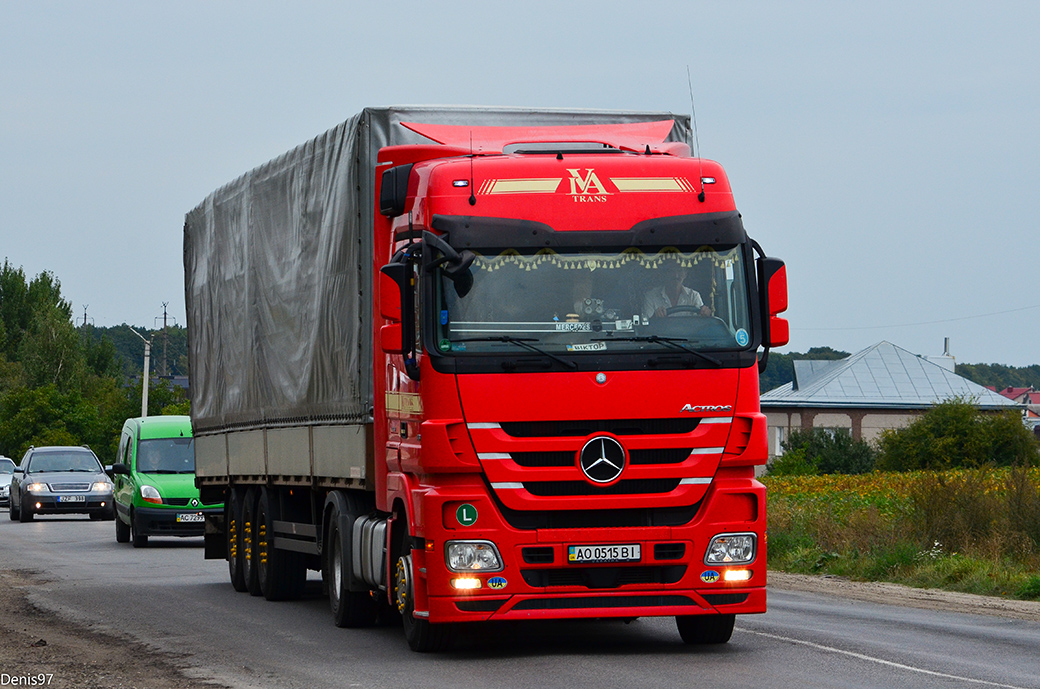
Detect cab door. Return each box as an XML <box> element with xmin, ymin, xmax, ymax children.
<box><xmin>113</xmin><ymin>431</ymin><xmax>135</xmax><ymax>517</ymax></box>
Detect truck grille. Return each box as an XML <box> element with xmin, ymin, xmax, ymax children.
<box><xmin>501</xmin><ymin>418</ymin><xmax>699</xmax><ymax>437</ymax></box>
<box><xmin>470</xmin><ymin>415</ymin><xmax>732</xmax><ymax>521</ymax></box>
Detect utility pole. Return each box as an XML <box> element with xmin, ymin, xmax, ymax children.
<box><xmin>154</xmin><ymin>303</ymin><xmax>177</xmax><ymax>377</ymax></box>
<box><xmin>129</xmin><ymin>327</ymin><xmax>152</xmax><ymax>417</ymax></box>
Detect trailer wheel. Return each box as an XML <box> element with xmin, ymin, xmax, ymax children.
<box><xmin>326</xmin><ymin>512</ymin><xmax>377</xmax><ymax>627</ymax></box>
<box><xmin>115</xmin><ymin>512</ymin><xmax>130</xmax><ymax>543</ymax></box>
<box><xmin>226</xmin><ymin>489</ymin><xmax>247</xmax><ymax>592</ymax></box>
<box><xmin>242</xmin><ymin>487</ymin><xmax>262</xmax><ymax>596</ymax></box>
<box><xmin>256</xmin><ymin>487</ymin><xmax>306</xmax><ymax>601</ymax></box>
<box><xmin>676</xmin><ymin>614</ymin><xmax>735</xmax><ymax>645</ymax></box>
<box><xmin>394</xmin><ymin>530</ymin><xmax>453</xmax><ymax>652</ymax></box>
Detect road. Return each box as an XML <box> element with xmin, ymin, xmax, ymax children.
<box><xmin>1</xmin><ymin>516</ymin><xmax>1038</xmax><ymax>689</ymax></box>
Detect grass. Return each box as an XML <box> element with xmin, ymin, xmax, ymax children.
<box><xmin>763</xmin><ymin>467</ymin><xmax>1040</xmax><ymax>600</ymax></box>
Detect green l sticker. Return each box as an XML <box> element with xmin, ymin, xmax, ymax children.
<box><xmin>456</xmin><ymin>503</ymin><xmax>478</xmax><ymax>527</ymax></box>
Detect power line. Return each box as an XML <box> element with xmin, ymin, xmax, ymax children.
<box><xmin>800</xmin><ymin>303</ymin><xmax>1040</xmax><ymax>332</ymax></box>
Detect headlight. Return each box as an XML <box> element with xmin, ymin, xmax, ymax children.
<box><xmin>704</xmin><ymin>533</ymin><xmax>757</xmax><ymax>565</ymax></box>
<box><xmin>92</xmin><ymin>482</ymin><xmax>113</xmax><ymax>492</ymax></box>
<box><xmin>445</xmin><ymin>540</ymin><xmax>503</xmax><ymax>572</ymax></box>
<box><xmin>26</xmin><ymin>482</ymin><xmax>49</xmax><ymax>493</ymax></box>
<box><xmin>139</xmin><ymin>484</ymin><xmax>162</xmax><ymax>505</ymax></box>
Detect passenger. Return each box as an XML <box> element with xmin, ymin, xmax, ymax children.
<box><xmin>641</xmin><ymin>259</ymin><xmax>711</xmax><ymax>320</ymax></box>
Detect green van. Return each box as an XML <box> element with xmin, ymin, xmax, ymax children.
<box><xmin>112</xmin><ymin>415</ymin><xmax>222</xmax><ymax>547</ymax></box>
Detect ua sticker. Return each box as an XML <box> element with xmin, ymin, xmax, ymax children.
<box><xmin>700</xmin><ymin>570</ymin><xmax>720</xmax><ymax>584</ymax></box>
<box><xmin>456</xmin><ymin>503</ymin><xmax>478</xmax><ymax>527</ymax></box>
<box><xmin>487</xmin><ymin>576</ymin><xmax>507</xmax><ymax>590</ymax></box>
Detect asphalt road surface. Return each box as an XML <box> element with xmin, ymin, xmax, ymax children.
<box><xmin>2</xmin><ymin>516</ymin><xmax>1038</xmax><ymax>689</ymax></box>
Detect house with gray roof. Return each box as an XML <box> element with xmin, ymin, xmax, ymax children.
<box><xmin>761</xmin><ymin>341</ymin><xmax>1018</xmax><ymax>456</ymax></box>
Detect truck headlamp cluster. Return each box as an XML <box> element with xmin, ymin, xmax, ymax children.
<box><xmin>704</xmin><ymin>533</ymin><xmax>757</xmax><ymax>565</ymax></box>
<box><xmin>445</xmin><ymin>540</ymin><xmax>503</xmax><ymax>572</ymax></box>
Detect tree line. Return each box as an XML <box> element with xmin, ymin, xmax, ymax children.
<box><xmin>761</xmin><ymin>348</ymin><xmax>1040</xmax><ymax>392</ymax></box>
<box><xmin>0</xmin><ymin>260</ymin><xmax>187</xmax><ymax>464</ymax></box>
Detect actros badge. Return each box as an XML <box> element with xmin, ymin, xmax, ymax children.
<box><xmin>579</xmin><ymin>436</ymin><xmax>626</xmax><ymax>484</ymax></box>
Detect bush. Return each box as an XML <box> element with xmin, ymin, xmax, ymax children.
<box><xmin>877</xmin><ymin>400</ymin><xmax>1040</xmax><ymax>472</ymax></box>
<box><xmin>771</xmin><ymin>428</ymin><xmax>876</xmax><ymax>475</ymax></box>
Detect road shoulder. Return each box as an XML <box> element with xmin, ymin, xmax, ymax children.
<box><xmin>770</xmin><ymin>571</ymin><xmax>1040</xmax><ymax>622</ymax></box>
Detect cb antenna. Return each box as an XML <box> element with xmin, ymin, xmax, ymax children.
<box><xmin>687</xmin><ymin>65</ymin><xmax>706</xmax><ymax>203</ymax></box>
<box><xmin>468</xmin><ymin>132</ymin><xmax>477</xmax><ymax>206</ymax></box>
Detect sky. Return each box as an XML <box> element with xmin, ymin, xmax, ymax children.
<box><xmin>1</xmin><ymin>1</ymin><xmax>1038</xmax><ymax>366</ymax></box>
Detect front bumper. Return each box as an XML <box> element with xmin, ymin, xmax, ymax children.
<box><xmin>403</xmin><ymin>469</ymin><xmax>767</xmax><ymax>625</ymax></box>
<box><xmin>132</xmin><ymin>506</ymin><xmax>223</xmax><ymax>537</ymax></box>
<box><xmin>24</xmin><ymin>492</ymin><xmax>113</xmax><ymax>515</ymax></box>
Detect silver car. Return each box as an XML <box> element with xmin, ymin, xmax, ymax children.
<box><xmin>0</xmin><ymin>457</ymin><xmax>14</xmax><ymax>507</ymax></box>
<box><xmin>9</xmin><ymin>446</ymin><xmax>114</xmax><ymax>522</ymax></box>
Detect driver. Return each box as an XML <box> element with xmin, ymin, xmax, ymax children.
<box><xmin>641</xmin><ymin>259</ymin><xmax>711</xmax><ymax>320</ymax></box>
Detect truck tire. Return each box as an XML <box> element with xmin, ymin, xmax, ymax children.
<box><xmin>676</xmin><ymin>614</ymin><xmax>735</xmax><ymax>645</ymax></box>
<box><xmin>226</xmin><ymin>488</ymin><xmax>248</xmax><ymax>592</ymax></box>
<box><xmin>326</xmin><ymin>510</ymin><xmax>377</xmax><ymax>627</ymax></box>
<box><xmin>256</xmin><ymin>487</ymin><xmax>306</xmax><ymax>601</ymax></box>
<box><xmin>393</xmin><ymin>520</ymin><xmax>453</xmax><ymax>652</ymax></box>
<box><xmin>131</xmin><ymin>509</ymin><xmax>148</xmax><ymax>547</ymax></box>
<box><xmin>242</xmin><ymin>487</ymin><xmax>262</xmax><ymax>596</ymax></box>
<box><xmin>115</xmin><ymin>513</ymin><xmax>130</xmax><ymax>543</ymax></box>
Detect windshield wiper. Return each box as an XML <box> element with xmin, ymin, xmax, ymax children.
<box><xmin>592</xmin><ymin>335</ymin><xmax>722</xmax><ymax>367</ymax></box>
<box><xmin>453</xmin><ymin>336</ymin><xmax>578</xmax><ymax>370</ymax></box>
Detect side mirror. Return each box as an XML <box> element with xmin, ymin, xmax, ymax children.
<box><xmin>379</xmin><ymin>261</ymin><xmax>417</xmax><ymax>378</ymax></box>
<box><xmin>111</xmin><ymin>463</ymin><xmax>130</xmax><ymax>476</ymax></box>
<box><xmin>762</xmin><ymin>258</ymin><xmax>789</xmax><ymax>348</ymax></box>
<box><xmin>379</xmin><ymin>164</ymin><xmax>414</xmax><ymax>218</ymax></box>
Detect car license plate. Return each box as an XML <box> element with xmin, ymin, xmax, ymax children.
<box><xmin>177</xmin><ymin>513</ymin><xmax>205</xmax><ymax>523</ymax></box>
<box><xmin>568</xmin><ymin>544</ymin><xmax>641</xmax><ymax>564</ymax></box>
<box><xmin>58</xmin><ymin>495</ymin><xmax>85</xmax><ymax>503</ymax></box>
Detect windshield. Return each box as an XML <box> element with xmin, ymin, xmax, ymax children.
<box><xmin>28</xmin><ymin>451</ymin><xmax>102</xmax><ymax>473</ymax></box>
<box><xmin>137</xmin><ymin>437</ymin><xmax>195</xmax><ymax>474</ymax></box>
<box><xmin>435</xmin><ymin>245</ymin><xmax>752</xmax><ymax>356</ymax></box>
<box><xmin>0</xmin><ymin>459</ymin><xmax>14</xmax><ymax>474</ymax></box>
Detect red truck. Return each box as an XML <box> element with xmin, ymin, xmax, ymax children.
<box><xmin>184</xmin><ymin>107</ymin><xmax>789</xmax><ymax>652</ymax></box>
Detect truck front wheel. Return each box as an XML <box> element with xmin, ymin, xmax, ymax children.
<box><xmin>676</xmin><ymin>614</ymin><xmax>735</xmax><ymax>644</ymax></box>
<box><xmin>394</xmin><ymin>545</ymin><xmax>452</xmax><ymax>652</ymax></box>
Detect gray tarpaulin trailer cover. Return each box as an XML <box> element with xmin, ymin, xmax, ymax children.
<box><xmin>183</xmin><ymin>106</ymin><xmax>690</xmax><ymax>480</ymax></box>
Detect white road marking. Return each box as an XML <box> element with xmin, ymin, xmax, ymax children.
<box><xmin>739</xmin><ymin>628</ymin><xmax>1029</xmax><ymax>689</ymax></box>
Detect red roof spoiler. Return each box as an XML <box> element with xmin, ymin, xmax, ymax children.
<box><xmin>400</xmin><ymin>120</ymin><xmax>679</xmax><ymax>154</ymax></box>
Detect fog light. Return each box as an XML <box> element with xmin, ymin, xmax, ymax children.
<box><xmin>723</xmin><ymin>569</ymin><xmax>752</xmax><ymax>582</ymax></box>
<box><xmin>451</xmin><ymin>577</ymin><xmax>482</xmax><ymax>590</ymax></box>
<box><xmin>35</xmin><ymin>503</ymin><xmax>42</xmax><ymax>509</ymax></box>
<box><xmin>705</xmin><ymin>533</ymin><xmax>757</xmax><ymax>565</ymax></box>
<box><xmin>446</xmin><ymin>540</ymin><xmax>503</xmax><ymax>572</ymax></box>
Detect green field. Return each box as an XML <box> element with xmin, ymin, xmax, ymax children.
<box><xmin>763</xmin><ymin>468</ymin><xmax>1040</xmax><ymax>600</ymax></box>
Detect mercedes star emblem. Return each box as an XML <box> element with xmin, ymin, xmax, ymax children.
<box><xmin>579</xmin><ymin>436</ymin><xmax>626</xmax><ymax>484</ymax></box>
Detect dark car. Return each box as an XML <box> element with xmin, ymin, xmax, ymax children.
<box><xmin>9</xmin><ymin>446</ymin><xmax>114</xmax><ymax>522</ymax></box>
